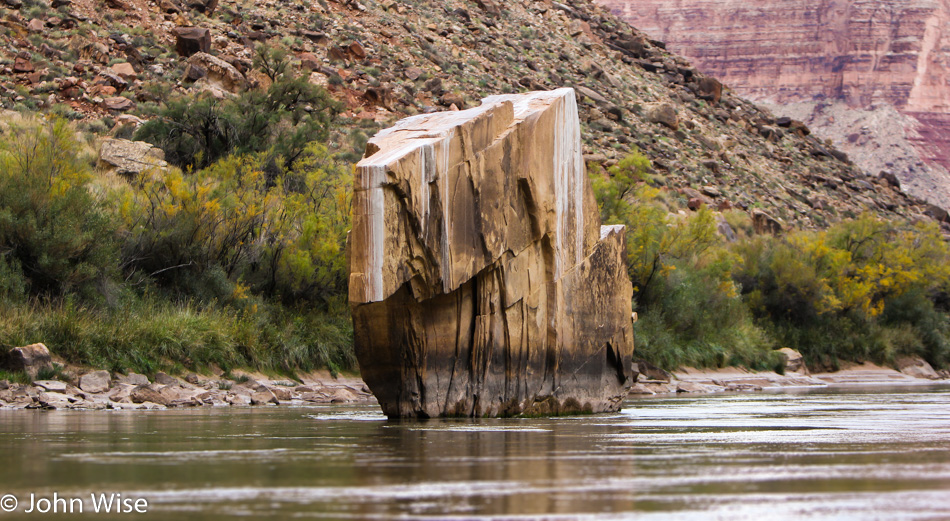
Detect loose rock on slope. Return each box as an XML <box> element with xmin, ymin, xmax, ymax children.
<box><xmin>350</xmin><ymin>88</ymin><xmax>635</xmax><ymax>418</ymax></box>
<box><xmin>97</xmin><ymin>138</ymin><xmax>167</xmax><ymax>176</ymax></box>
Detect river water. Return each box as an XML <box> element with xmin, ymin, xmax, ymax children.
<box><xmin>1</xmin><ymin>386</ymin><xmax>949</xmax><ymax>520</ymax></box>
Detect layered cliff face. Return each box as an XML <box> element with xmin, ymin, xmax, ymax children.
<box><xmin>601</xmin><ymin>0</ymin><xmax>950</xmax><ymax>111</ymax></box>
<box><xmin>350</xmin><ymin>89</ymin><xmax>634</xmax><ymax>418</ymax></box>
<box><xmin>600</xmin><ymin>0</ymin><xmax>950</xmax><ymax>208</ymax></box>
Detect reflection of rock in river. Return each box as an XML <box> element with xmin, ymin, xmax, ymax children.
<box><xmin>349</xmin><ymin>88</ymin><xmax>634</xmax><ymax>418</ymax></box>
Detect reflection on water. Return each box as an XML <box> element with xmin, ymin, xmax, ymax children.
<box><xmin>1</xmin><ymin>386</ymin><xmax>950</xmax><ymax>520</ymax></box>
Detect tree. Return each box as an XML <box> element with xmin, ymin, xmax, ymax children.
<box><xmin>253</xmin><ymin>43</ymin><xmax>291</xmax><ymax>82</ymax></box>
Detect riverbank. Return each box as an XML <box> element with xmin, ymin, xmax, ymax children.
<box><xmin>633</xmin><ymin>359</ymin><xmax>950</xmax><ymax>396</ymax></box>
<box><xmin>4</xmin><ymin>361</ymin><xmax>949</xmax><ymax>411</ymax></box>
<box><xmin>0</xmin><ymin>368</ymin><xmax>376</xmax><ymax>411</ymax></box>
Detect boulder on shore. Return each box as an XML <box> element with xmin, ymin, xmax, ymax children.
<box><xmin>350</xmin><ymin>88</ymin><xmax>635</xmax><ymax>418</ymax></box>
<box><xmin>3</xmin><ymin>344</ymin><xmax>52</xmax><ymax>379</ymax></box>
<box><xmin>897</xmin><ymin>356</ymin><xmax>939</xmax><ymax>379</ymax></box>
<box><xmin>130</xmin><ymin>385</ymin><xmax>168</xmax><ymax>405</ymax></box>
<box><xmin>79</xmin><ymin>370</ymin><xmax>112</xmax><ymax>394</ymax></box>
<box><xmin>777</xmin><ymin>347</ymin><xmax>806</xmax><ymax>373</ymax></box>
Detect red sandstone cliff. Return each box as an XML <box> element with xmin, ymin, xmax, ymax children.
<box><xmin>600</xmin><ymin>0</ymin><xmax>950</xmax><ymax>208</ymax></box>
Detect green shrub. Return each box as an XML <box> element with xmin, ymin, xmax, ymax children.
<box><xmin>882</xmin><ymin>289</ymin><xmax>950</xmax><ymax>367</ymax></box>
<box><xmin>118</xmin><ymin>144</ymin><xmax>351</xmax><ymax>306</ymax></box>
<box><xmin>134</xmin><ymin>59</ymin><xmax>341</xmax><ymax>171</ymax></box>
<box><xmin>633</xmin><ymin>260</ymin><xmax>775</xmax><ymax>371</ymax></box>
<box><xmin>592</xmin><ymin>152</ymin><xmax>773</xmax><ymax>370</ymax></box>
<box><xmin>0</xmin><ymin>118</ymin><xmax>117</xmax><ymax>298</ymax></box>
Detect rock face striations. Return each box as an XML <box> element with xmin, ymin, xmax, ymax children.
<box><xmin>349</xmin><ymin>89</ymin><xmax>635</xmax><ymax>418</ymax></box>
<box><xmin>599</xmin><ymin>0</ymin><xmax>950</xmax><ymax>209</ymax></box>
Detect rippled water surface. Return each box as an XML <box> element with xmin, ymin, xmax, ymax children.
<box><xmin>2</xmin><ymin>386</ymin><xmax>950</xmax><ymax>520</ymax></box>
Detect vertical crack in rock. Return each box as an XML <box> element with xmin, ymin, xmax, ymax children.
<box><xmin>350</xmin><ymin>88</ymin><xmax>634</xmax><ymax>418</ymax></box>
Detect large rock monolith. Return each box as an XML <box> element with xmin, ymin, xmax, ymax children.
<box><xmin>350</xmin><ymin>88</ymin><xmax>634</xmax><ymax>418</ymax></box>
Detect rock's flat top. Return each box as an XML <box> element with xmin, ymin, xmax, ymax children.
<box><xmin>351</xmin><ymin>88</ymin><xmax>594</xmax><ymax>305</ymax></box>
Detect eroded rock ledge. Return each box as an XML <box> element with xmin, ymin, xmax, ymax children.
<box><xmin>350</xmin><ymin>88</ymin><xmax>634</xmax><ymax>418</ymax></box>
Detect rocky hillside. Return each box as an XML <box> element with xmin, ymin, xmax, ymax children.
<box><xmin>598</xmin><ymin>0</ymin><xmax>950</xmax><ymax>211</ymax></box>
<box><xmin>0</xmin><ymin>0</ymin><xmax>941</xmax><ymax>231</ymax></box>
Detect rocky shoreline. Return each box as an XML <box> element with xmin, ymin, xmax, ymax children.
<box><xmin>1</xmin><ymin>342</ymin><xmax>376</xmax><ymax>410</ymax></box>
<box><xmin>2</xmin><ymin>343</ymin><xmax>947</xmax><ymax>412</ymax></box>
<box><xmin>0</xmin><ymin>370</ymin><xmax>377</xmax><ymax>411</ymax></box>
<box><xmin>4</xmin><ymin>364</ymin><xmax>947</xmax><ymax>412</ymax></box>
<box><xmin>4</xmin><ymin>363</ymin><xmax>947</xmax><ymax>412</ymax></box>
<box><xmin>633</xmin><ymin>359</ymin><xmax>950</xmax><ymax>396</ymax></box>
